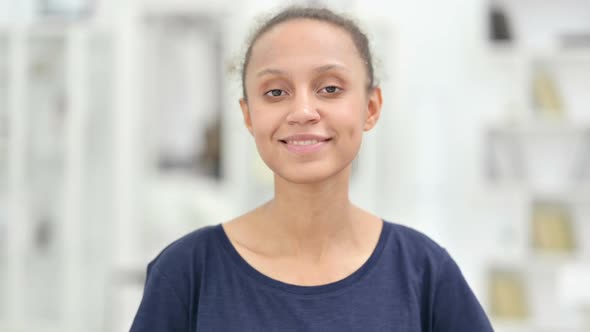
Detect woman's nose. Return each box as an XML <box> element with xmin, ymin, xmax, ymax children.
<box><xmin>286</xmin><ymin>92</ymin><xmax>320</xmax><ymax>125</ymax></box>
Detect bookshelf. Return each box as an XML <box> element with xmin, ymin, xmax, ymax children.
<box><xmin>485</xmin><ymin>1</ymin><xmax>590</xmax><ymax>331</ymax></box>
<box><xmin>0</xmin><ymin>22</ymin><xmax>120</xmax><ymax>332</ymax></box>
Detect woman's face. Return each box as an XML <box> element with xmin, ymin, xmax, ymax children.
<box><xmin>240</xmin><ymin>19</ymin><xmax>382</xmax><ymax>185</ymax></box>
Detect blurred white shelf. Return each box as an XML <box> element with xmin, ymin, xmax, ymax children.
<box><xmin>492</xmin><ymin>318</ymin><xmax>587</xmax><ymax>332</ymax></box>
<box><xmin>558</xmin><ymin>263</ymin><xmax>590</xmax><ymax>307</ymax></box>
<box><xmin>488</xmin><ymin>121</ymin><xmax>590</xmax><ymax>134</ymax></box>
<box><xmin>0</xmin><ymin>321</ymin><xmax>63</xmax><ymax>332</ymax></box>
<box><xmin>485</xmin><ymin>122</ymin><xmax>590</xmax><ymax>188</ymax></box>
<box><xmin>143</xmin><ymin>0</ymin><xmax>234</xmax><ymax>14</ymax></box>
<box><xmin>493</xmin><ymin>321</ymin><xmax>584</xmax><ymax>332</ymax></box>
<box><xmin>492</xmin><ymin>320</ymin><xmax>539</xmax><ymax>332</ymax></box>
<box><xmin>490</xmin><ymin>45</ymin><xmax>590</xmax><ymax>64</ymax></box>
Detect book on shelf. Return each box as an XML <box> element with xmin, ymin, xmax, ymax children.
<box><xmin>531</xmin><ymin>63</ymin><xmax>566</xmax><ymax>119</ymax></box>
<box><xmin>489</xmin><ymin>268</ymin><xmax>529</xmax><ymax>320</ymax></box>
<box><xmin>531</xmin><ymin>200</ymin><xmax>576</xmax><ymax>253</ymax></box>
<box><xmin>488</xmin><ymin>4</ymin><xmax>513</xmax><ymax>43</ymax></box>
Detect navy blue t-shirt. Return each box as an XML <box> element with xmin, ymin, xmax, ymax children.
<box><xmin>130</xmin><ymin>220</ymin><xmax>494</xmax><ymax>331</ymax></box>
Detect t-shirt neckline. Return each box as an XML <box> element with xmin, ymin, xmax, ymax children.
<box><xmin>216</xmin><ymin>219</ymin><xmax>390</xmax><ymax>296</ymax></box>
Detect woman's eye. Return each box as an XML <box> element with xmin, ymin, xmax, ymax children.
<box><xmin>319</xmin><ymin>86</ymin><xmax>341</xmax><ymax>94</ymax></box>
<box><xmin>265</xmin><ymin>89</ymin><xmax>286</xmax><ymax>97</ymax></box>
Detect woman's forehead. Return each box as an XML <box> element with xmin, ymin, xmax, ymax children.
<box><xmin>247</xmin><ymin>19</ymin><xmax>363</xmax><ymax>76</ymax></box>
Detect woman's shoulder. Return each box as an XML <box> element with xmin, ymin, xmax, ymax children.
<box><xmin>382</xmin><ymin>220</ymin><xmax>451</xmax><ymax>264</ymax></box>
<box><xmin>147</xmin><ymin>223</ymin><xmax>221</xmax><ymax>275</ymax></box>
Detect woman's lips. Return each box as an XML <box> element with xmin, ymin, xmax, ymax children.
<box><xmin>282</xmin><ymin>140</ymin><xmax>330</xmax><ymax>154</ymax></box>
<box><xmin>279</xmin><ymin>134</ymin><xmax>332</xmax><ymax>154</ymax></box>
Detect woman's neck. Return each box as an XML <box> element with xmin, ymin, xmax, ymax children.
<box><xmin>256</xmin><ymin>167</ymin><xmax>365</xmax><ymax>261</ymax></box>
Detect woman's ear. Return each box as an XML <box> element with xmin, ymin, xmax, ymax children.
<box><xmin>364</xmin><ymin>87</ymin><xmax>382</xmax><ymax>131</ymax></box>
<box><xmin>239</xmin><ymin>98</ymin><xmax>254</xmax><ymax>135</ymax></box>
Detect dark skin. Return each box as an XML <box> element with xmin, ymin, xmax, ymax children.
<box><xmin>222</xmin><ymin>18</ymin><xmax>383</xmax><ymax>286</ymax></box>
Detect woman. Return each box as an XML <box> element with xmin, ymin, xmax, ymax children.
<box><xmin>131</xmin><ymin>6</ymin><xmax>494</xmax><ymax>332</ymax></box>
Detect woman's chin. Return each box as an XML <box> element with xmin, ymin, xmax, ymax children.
<box><xmin>277</xmin><ymin>173</ymin><xmax>330</xmax><ymax>185</ymax></box>
<box><xmin>273</xmin><ymin>164</ymin><xmax>351</xmax><ymax>186</ymax></box>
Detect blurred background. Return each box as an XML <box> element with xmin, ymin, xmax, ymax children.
<box><xmin>0</xmin><ymin>0</ymin><xmax>589</xmax><ymax>331</ymax></box>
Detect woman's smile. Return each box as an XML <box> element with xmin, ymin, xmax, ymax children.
<box><xmin>279</xmin><ymin>133</ymin><xmax>333</xmax><ymax>155</ymax></box>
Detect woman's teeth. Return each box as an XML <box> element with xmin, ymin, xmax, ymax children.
<box><xmin>288</xmin><ymin>140</ymin><xmax>319</xmax><ymax>145</ymax></box>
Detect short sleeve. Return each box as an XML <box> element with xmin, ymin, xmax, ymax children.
<box><xmin>432</xmin><ymin>251</ymin><xmax>494</xmax><ymax>332</ymax></box>
<box><xmin>130</xmin><ymin>263</ymin><xmax>189</xmax><ymax>332</ymax></box>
